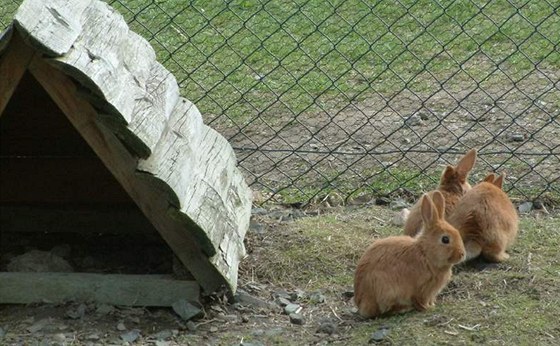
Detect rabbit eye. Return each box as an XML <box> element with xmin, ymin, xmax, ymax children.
<box><xmin>441</xmin><ymin>236</ymin><xmax>450</xmax><ymax>244</ymax></box>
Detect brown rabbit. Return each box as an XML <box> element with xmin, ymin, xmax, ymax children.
<box><xmin>404</xmin><ymin>149</ymin><xmax>477</xmax><ymax>237</ymax></box>
<box><xmin>354</xmin><ymin>191</ymin><xmax>465</xmax><ymax>318</ymax></box>
<box><xmin>448</xmin><ymin>173</ymin><xmax>518</xmax><ymax>262</ymax></box>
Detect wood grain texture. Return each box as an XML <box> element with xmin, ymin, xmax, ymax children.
<box><xmin>13</xmin><ymin>0</ymin><xmax>92</xmax><ymax>56</ymax></box>
<box><xmin>0</xmin><ymin>272</ymin><xmax>199</xmax><ymax>306</ymax></box>
<box><xmin>6</xmin><ymin>0</ymin><xmax>252</xmax><ymax>293</ymax></box>
<box><xmin>27</xmin><ymin>56</ymin><xmax>226</xmax><ymax>293</ymax></box>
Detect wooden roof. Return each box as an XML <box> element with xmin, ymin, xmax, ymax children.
<box><xmin>0</xmin><ymin>0</ymin><xmax>252</xmax><ymax>294</ymax></box>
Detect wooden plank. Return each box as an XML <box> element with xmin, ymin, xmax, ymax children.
<box><xmin>0</xmin><ymin>31</ymin><xmax>35</xmax><ymax>115</ymax></box>
<box><xmin>138</xmin><ymin>98</ymin><xmax>252</xmax><ymax>291</ymax></box>
<box><xmin>0</xmin><ymin>272</ymin><xmax>199</xmax><ymax>307</ymax></box>
<box><xmin>1</xmin><ymin>206</ymin><xmax>157</xmax><ymax>234</ymax></box>
<box><xmin>27</xmin><ymin>56</ymin><xmax>227</xmax><ymax>294</ymax></box>
<box><xmin>13</xmin><ymin>0</ymin><xmax>92</xmax><ymax>56</ymax></box>
<box><xmin>41</xmin><ymin>0</ymin><xmax>178</xmax><ymax>157</ymax></box>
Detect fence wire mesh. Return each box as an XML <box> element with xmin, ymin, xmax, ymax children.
<box><xmin>2</xmin><ymin>0</ymin><xmax>559</xmax><ymax>205</ymax></box>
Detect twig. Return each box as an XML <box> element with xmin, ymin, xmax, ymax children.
<box><xmin>195</xmin><ymin>318</ymin><xmax>219</xmax><ymax>328</ymax></box>
<box><xmin>436</xmin><ymin>318</ymin><xmax>455</xmax><ymax>327</ymax></box>
<box><xmin>444</xmin><ymin>330</ymin><xmax>458</xmax><ymax>336</ymax></box>
<box><xmin>329</xmin><ymin>305</ymin><xmax>343</xmax><ymax>322</ymax></box>
<box><xmin>457</xmin><ymin>324</ymin><xmax>480</xmax><ymax>331</ymax></box>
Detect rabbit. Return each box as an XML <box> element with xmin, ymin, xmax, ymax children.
<box><xmin>404</xmin><ymin>149</ymin><xmax>477</xmax><ymax>237</ymax></box>
<box><xmin>448</xmin><ymin>172</ymin><xmax>518</xmax><ymax>262</ymax></box>
<box><xmin>354</xmin><ymin>191</ymin><xmax>465</xmax><ymax>318</ymax></box>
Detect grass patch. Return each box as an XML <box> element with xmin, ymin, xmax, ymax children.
<box><xmin>246</xmin><ymin>206</ymin><xmax>396</xmax><ymax>290</ymax></box>
<box><xmin>246</xmin><ymin>208</ymin><xmax>560</xmax><ymax>344</ymax></box>
<box><xmin>2</xmin><ymin>1</ymin><xmax>557</xmax><ymax>203</ymax></box>
<box><xmin>3</xmin><ymin>0</ymin><xmax>558</xmax><ymax>121</ymax></box>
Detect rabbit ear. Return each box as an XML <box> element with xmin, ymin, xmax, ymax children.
<box><xmin>456</xmin><ymin>149</ymin><xmax>477</xmax><ymax>177</ymax></box>
<box><xmin>441</xmin><ymin>165</ymin><xmax>455</xmax><ymax>181</ymax></box>
<box><xmin>483</xmin><ymin>173</ymin><xmax>496</xmax><ymax>183</ymax></box>
<box><xmin>493</xmin><ymin>173</ymin><xmax>505</xmax><ymax>189</ymax></box>
<box><xmin>421</xmin><ymin>194</ymin><xmax>438</xmax><ymax>227</ymax></box>
<box><xmin>431</xmin><ymin>191</ymin><xmax>445</xmax><ymax>219</ymax></box>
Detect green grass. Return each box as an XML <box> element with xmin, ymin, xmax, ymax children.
<box><xmin>246</xmin><ymin>207</ymin><xmax>560</xmax><ymax>344</ymax></box>
<box><xmin>3</xmin><ymin>0</ymin><xmax>556</xmax><ymax>120</ymax></box>
<box><xmin>112</xmin><ymin>0</ymin><xmax>560</xmax><ymax>122</ymax></box>
<box><xmin>2</xmin><ymin>1</ymin><xmax>558</xmax><ymax>203</ymax></box>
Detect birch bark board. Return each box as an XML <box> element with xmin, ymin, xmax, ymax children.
<box><xmin>4</xmin><ymin>0</ymin><xmax>252</xmax><ymax>293</ymax></box>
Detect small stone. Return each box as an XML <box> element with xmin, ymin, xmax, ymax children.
<box><xmin>268</xmin><ymin>209</ymin><xmax>290</xmax><ymax>220</ymax></box>
<box><xmin>280</xmin><ymin>214</ymin><xmax>294</xmax><ymax>222</ymax></box>
<box><xmin>275</xmin><ymin>297</ymin><xmax>291</xmax><ymax>307</ymax></box>
<box><xmin>185</xmin><ymin>321</ymin><xmax>197</xmax><ymax>332</ymax></box>
<box><xmin>52</xmin><ymin>333</ymin><xmax>66</xmax><ymax>343</ymax></box>
<box><xmin>85</xmin><ymin>333</ymin><xmax>100</xmax><ymax>340</ymax></box>
<box><xmin>375</xmin><ymin>197</ymin><xmax>391</xmax><ymax>206</ymax></box>
<box><xmin>369</xmin><ymin>326</ymin><xmax>390</xmax><ymax>343</ymax></box>
<box><xmin>289</xmin><ymin>313</ymin><xmax>304</xmax><ymax>325</ymax></box>
<box><xmin>391</xmin><ymin>208</ymin><xmax>410</xmax><ymax>226</ymax></box>
<box><xmin>116</xmin><ymin>322</ymin><xmax>126</xmax><ymax>331</ymax></box>
<box><xmin>251</xmin><ymin>207</ymin><xmax>268</xmax><ymax>215</ymax></box>
<box><xmin>234</xmin><ymin>290</ymin><xmax>275</xmax><ymax>311</ymax></box>
<box><xmin>241</xmin><ymin>315</ymin><xmax>249</xmax><ymax>323</ymax></box>
<box><xmin>249</xmin><ymin>221</ymin><xmax>265</xmax><ymax>234</ymax></box>
<box><xmin>209</xmin><ymin>326</ymin><xmax>218</xmax><ymax>333</ymax></box>
<box><xmin>172</xmin><ymin>299</ymin><xmax>202</xmax><ymax>321</ymax></box>
<box><xmin>284</xmin><ymin>303</ymin><xmax>301</xmax><ymax>315</ymax></box>
<box><xmin>120</xmin><ymin>329</ymin><xmax>141</xmax><ymax>343</ymax></box>
<box><xmin>518</xmin><ymin>201</ymin><xmax>533</xmax><ymax>213</ymax></box>
<box><xmin>272</xmin><ymin>290</ymin><xmax>291</xmax><ymax>300</ymax></box>
<box><xmin>308</xmin><ymin>292</ymin><xmax>325</xmax><ymax>304</ymax></box>
<box><xmin>317</xmin><ymin>321</ymin><xmax>337</xmax><ymax>335</ymax></box>
<box><xmin>289</xmin><ymin>289</ymin><xmax>305</xmax><ymax>301</ymax></box>
<box><xmin>27</xmin><ymin>319</ymin><xmax>50</xmax><ymax>333</ymax></box>
<box><xmin>151</xmin><ymin>330</ymin><xmax>173</xmax><ymax>341</ymax></box>
<box><xmin>417</xmin><ymin>110</ymin><xmax>430</xmax><ymax>120</ymax></box>
<box><xmin>292</xmin><ymin>209</ymin><xmax>306</xmax><ymax>219</ymax></box>
<box><xmin>405</xmin><ymin>114</ymin><xmax>423</xmax><ymax>126</ymax></box>
<box><xmin>155</xmin><ymin>341</ymin><xmax>170</xmax><ymax>346</ymax></box>
<box><xmin>508</xmin><ymin>133</ymin><xmax>525</xmax><ymax>142</ymax></box>
<box><xmin>341</xmin><ymin>290</ymin><xmax>354</xmax><ymax>299</ymax></box>
<box><xmin>389</xmin><ymin>199</ymin><xmax>409</xmax><ymax>210</ymax></box>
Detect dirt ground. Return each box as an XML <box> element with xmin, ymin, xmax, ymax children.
<box><xmin>1</xmin><ymin>202</ymin><xmax>559</xmax><ymax>346</ymax></box>
<box><xmin>211</xmin><ymin>68</ymin><xmax>560</xmax><ymax>203</ymax></box>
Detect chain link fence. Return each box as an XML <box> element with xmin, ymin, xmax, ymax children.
<box><xmin>2</xmin><ymin>0</ymin><xmax>559</xmax><ymax>206</ymax></box>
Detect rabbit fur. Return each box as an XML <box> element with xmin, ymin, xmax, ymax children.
<box><xmin>448</xmin><ymin>173</ymin><xmax>518</xmax><ymax>262</ymax></box>
<box><xmin>354</xmin><ymin>191</ymin><xmax>465</xmax><ymax>318</ymax></box>
<box><xmin>404</xmin><ymin>149</ymin><xmax>477</xmax><ymax>237</ymax></box>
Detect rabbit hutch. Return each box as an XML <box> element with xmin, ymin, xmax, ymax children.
<box><xmin>0</xmin><ymin>0</ymin><xmax>251</xmax><ymax>307</ymax></box>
